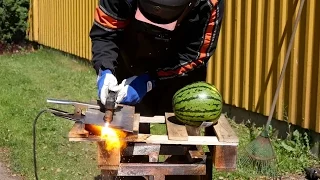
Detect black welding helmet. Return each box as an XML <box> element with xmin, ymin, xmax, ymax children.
<box><xmin>135</xmin><ymin>0</ymin><xmax>195</xmax><ymax>31</ymax></box>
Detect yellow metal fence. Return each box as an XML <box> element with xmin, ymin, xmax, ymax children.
<box><xmin>27</xmin><ymin>0</ymin><xmax>320</xmax><ymax>133</ymax></box>
<box><xmin>28</xmin><ymin>0</ymin><xmax>97</xmax><ymax>60</ymax></box>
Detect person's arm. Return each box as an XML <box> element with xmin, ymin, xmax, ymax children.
<box><xmin>154</xmin><ymin>0</ymin><xmax>224</xmax><ymax>80</ymax></box>
<box><xmin>89</xmin><ymin>0</ymin><xmax>134</xmax><ymax>74</ymax></box>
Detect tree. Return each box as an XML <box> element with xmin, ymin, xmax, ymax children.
<box><xmin>0</xmin><ymin>0</ymin><xmax>30</xmax><ymax>43</ymax></box>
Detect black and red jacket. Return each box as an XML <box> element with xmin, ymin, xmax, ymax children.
<box><xmin>89</xmin><ymin>0</ymin><xmax>224</xmax><ymax>81</ymax></box>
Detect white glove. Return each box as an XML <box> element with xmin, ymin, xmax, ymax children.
<box><xmin>97</xmin><ymin>69</ymin><xmax>119</xmax><ymax>105</ymax></box>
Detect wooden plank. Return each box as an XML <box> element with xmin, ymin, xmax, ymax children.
<box><xmin>123</xmin><ymin>143</ymin><xmax>189</xmax><ymax>156</ymax></box>
<box><xmin>153</xmin><ymin>174</ymin><xmax>165</xmax><ymax>180</ymax></box>
<box><xmin>188</xmin><ymin>150</ymin><xmax>206</xmax><ymax>160</ymax></box>
<box><xmin>209</xmin><ymin>114</ymin><xmax>239</xmax><ymax>171</ymax></box>
<box><xmin>133</xmin><ymin>134</ymin><xmax>238</xmax><ymax>146</ymax></box>
<box><xmin>123</xmin><ymin>143</ymin><xmax>161</xmax><ymax>156</ymax></box>
<box><xmin>68</xmin><ymin>122</ymin><xmax>89</xmax><ymax>138</ymax></box>
<box><xmin>69</xmin><ymin>135</ymin><xmax>102</xmax><ymax>142</ymax></box>
<box><xmin>186</xmin><ymin>125</ymin><xmax>201</xmax><ymax>136</ymax></box>
<box><xmin>133</xmin><ymin>113</ymin><xmax>140</xmax><ymax>134</ymax></box>
<box><xmin>69</xmin><ymin>133</ymin><xmax>238</xmax><ymax>146</ymax></box>
<box><xmin>165</xmin><ymin>113</ymin><xmax>188</xmax><ymax>141</ymax></box>
<box><xmin>213</xmin><ymin>114</ymin><xmax>239</xmax><ymax>143</ymax></box>
<box><xmin>149</xmin><ymin>152</ymin><xmax>159</xmax><ymax>162</ymax></box>
<box><xmin>100</xmin><ymin>163</ymin><xmax>206</xmax><ymax>176</ymax></box>
<box><xmin>97</xmin><ymin>141</ymin><xmax>121</xmax><ymax>169</ymax></box>
<box><xmin>213</xmin><ymin>146</ymin><xmax>238</xmax><ymax>171</ymax></box>
<box><xmin>186</xmin><ymin>125</ymin><xmax>203</xmax><ymax>152</ymax></box>
<box><xmin>139</xmin><ymin>116</ymin><xmax>165</xmax><ymax>123</ymax></box>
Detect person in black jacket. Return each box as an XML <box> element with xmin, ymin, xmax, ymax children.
<box><xmin>90</xmin><ymin>0</ymin><xmax>224</xmax><ymax>117</ymax></box>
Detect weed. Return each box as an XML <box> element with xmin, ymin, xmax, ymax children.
<box><xmin>274</xmin><ymin>128</ymin><xmax>318</xmax><ymax>174</ymax></box>
<box><xmin>214</xmin><ymin>118</ymin><xmax>319</xmax><ymax>179</ymax></box>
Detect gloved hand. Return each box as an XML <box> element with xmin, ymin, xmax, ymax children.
<box><xmin>97</xmin><ymin>69</ymin><xmax>119</xmax><ymax>105</ymax></box>
<box><xmin>116</xmin><ymin>73</ymin><xmax>155</xmax><ymax>105</ymax></box>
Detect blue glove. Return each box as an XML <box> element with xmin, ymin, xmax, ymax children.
<box><xmin>116</xmin><ymin>73</ymin><xmax>155</xmax><ymax>105</ymax></box>
<box><xmin>97</xmin><ymin>69</ymin><xmax>119</xmax><ymax>105</ymax></box>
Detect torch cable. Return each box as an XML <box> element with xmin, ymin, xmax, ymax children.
<box><xmin>33</xmin><ymin>109</ymin><xmax>51</xmax><ymax>180</ymax></box>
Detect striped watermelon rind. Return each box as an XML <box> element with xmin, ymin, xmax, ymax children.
<box><xmin>172</xmin><ymin>81</ymin><xmax>223</xmax><ymax>126</ymax></box>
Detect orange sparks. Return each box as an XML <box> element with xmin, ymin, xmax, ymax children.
<box><xmin>100</xmin><ymin>122</ymin><xmax>127</xmax><ymax>151</ymax></box>
<box><xmin>84</xmin><ymin>123</ymin><xmax>128</xmax><ymax>151</ymax></box>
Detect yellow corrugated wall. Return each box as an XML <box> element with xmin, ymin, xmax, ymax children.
<box><xmin>28</xmin><ymin>0</ymin><xmax>97</xmax><ymax>60</ymax></box>
<box><xmin>27</xmin><ymin>0</ymin><xmax>320</xmax><ymax>133</ymax></box>
<box><xmin>207</xmin><ymin>0</ymin><xmax>320</xmax><ymax>133</ymax></box>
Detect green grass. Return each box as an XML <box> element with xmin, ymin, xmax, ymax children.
<box><xmin>0</xmin><ymin>48</ymin><xmax>319</xmax><ymax>180</ymax></box>
<box><xmin>0</xmin><ymin>48</ymin><xmax>99</xmax><ymax>180</ymax></box>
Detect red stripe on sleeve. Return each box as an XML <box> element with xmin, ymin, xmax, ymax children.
<box><xmin>94</xmin><ymin>6</ymin><xmax>129</xmax><ymax>29</ymax></box>
<box><xmin>157</xmin><ymin>0</ymin><xmax>218</xmax><ymax>78</ymax></box>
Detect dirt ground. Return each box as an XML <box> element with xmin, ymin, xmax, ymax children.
<box><xmin>0</xmin><ymin>163</ymin><xmax>22</xmax><ymax>180</ymax></box>
<box><xmin>0</xmin><ymin>148</ymin><xmax>23</xmax><ymax>180</ymax></box>
<box><xmin>258</xmin><ymin>174</ymin><xmax>308</xmax><ymax>180</ymax></box>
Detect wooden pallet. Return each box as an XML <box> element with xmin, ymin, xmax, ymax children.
<box><xmin>68</xmin><ymin>113</ymin><xmax>239</xmax><ymax>180</ymax></box>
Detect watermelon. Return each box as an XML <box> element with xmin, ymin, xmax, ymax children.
<box><xmin>172</xmin><ymin>81</ymin><xmax>223</xmax><ymax>127</ymax></box>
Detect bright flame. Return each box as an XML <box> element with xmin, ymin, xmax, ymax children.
<box><xmin>100</xmin><ymin>122</ymin><xmax>127</xmax><ymax>151</ymax></box>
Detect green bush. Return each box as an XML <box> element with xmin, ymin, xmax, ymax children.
<box><xmin>0</xmin><ymin>0</ymin><xmax>29</xmax><ymax>43</ymax></box>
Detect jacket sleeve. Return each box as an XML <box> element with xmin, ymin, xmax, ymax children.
<box><xmin>89</xmin><ymin>0</ymin><xmax>134</xmax><ymax>74</ymax></box>
<box><xmin>155</xmin><ymin>0</ymin><xmax>224</xmax><ymax>80</ymax></box>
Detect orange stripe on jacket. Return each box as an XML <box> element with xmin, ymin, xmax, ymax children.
<box><xmin>157</xmin><ymin>0</ymin><xmax>218</xmax><ymax>77</ymax></box>
<box><xmin>94</xmin><ymin>6</ymin><xmax>128</xmax><ymax>29</ymax></box>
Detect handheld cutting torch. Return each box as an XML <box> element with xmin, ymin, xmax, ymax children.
<box><xmin>32</xmin><ymin>91</ymin><xmax>135</xmax><ymax>180</ymax></box>
<box><xmin>45</xmin><ymin>91</ymin><xmax>135</xmax><ymax>133</ymax></box>
<box><xmin>104</xmin><ymin>90</ymin><xmax>117</xmax><ymax>125</ymax></box>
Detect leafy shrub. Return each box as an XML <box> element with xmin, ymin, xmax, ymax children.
<box><xmin>0</xmin><ymin>0</ymin><xmax>30</xmax><ymax>43</ymax></box>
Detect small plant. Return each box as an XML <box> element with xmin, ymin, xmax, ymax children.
<box><xmin>274</xmin><ymin>128</ymin><xmax>318</xmax><ymax>174</ymax></box>
<box><xmin>215</xmin><ymin>118</ymin><xmax>319</xmax><ymax>179</ymax></box>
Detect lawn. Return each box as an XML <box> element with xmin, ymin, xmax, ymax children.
<box><xmin>0</xmin><ymin>48</ymin><xmax>99</xmax><ymax>180</ymax></box>
<box><xmin>0</xmin><ymin>48</ymin><xmax>319</xmax><ymax>180</ymax></box>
